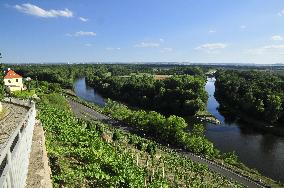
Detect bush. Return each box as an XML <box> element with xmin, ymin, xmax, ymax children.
<box><xmin>135</xmin><ymin>141</ymin><xmax>146</xmax><ymax>151</ymax></box>
<box><xmin>12</xmin><ymin>89</ymin><xmax>36</xmax><ymax>99</ymax></box>
<box><xmin>112</xmin><ymin>131</ymin><xmax>122</xmax><ymax>141</ymax></box>
<box><xmin>146</xmin><ymin>143</ymin><xmax>157</xmax><ymax>156</ymax></box>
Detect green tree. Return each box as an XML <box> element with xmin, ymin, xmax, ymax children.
<box><xmin>265</xmin><ymin>94</ymin><xmax>283</xmax><ymax>123</ymax></box>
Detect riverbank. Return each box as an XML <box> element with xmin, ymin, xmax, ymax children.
<box><xmin>220</xmin><ymin>106</ymin><xmax>284</xmax><ymax>137</ymax></box>
<box><xmin>195</xmin><ymin>110</ymin><xmax>221</xmax><ymax>124</ymax></box>
<box><xmin>66</xmin><ymin>94</ymin><xmax>283</xmax><ymax>187</ymax></box>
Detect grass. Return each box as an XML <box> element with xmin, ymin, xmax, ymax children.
<box><xmin>11</xmin><ymin>89</ymin><xmax>36</xmax><ymax>99</ymax></box>
<box><xmin>39</xmin><ymin>93</ymin><xmax>71</xmax><ymax>112</ymax></box>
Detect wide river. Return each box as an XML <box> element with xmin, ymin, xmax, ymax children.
<box><xmin>74</xmin><ymin>77</ymin><xmax>284</xmax><ymax>182</ymax></box>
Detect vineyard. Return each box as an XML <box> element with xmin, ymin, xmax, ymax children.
<box><xmin>38</xmin><ymin>94</ymin><xmax>242</xmax><ymax>187</ymax></box>
<box><xmin>67</xmin><ymin>94</ymin><xmax>282</xmax><ymax>187</ymax></box>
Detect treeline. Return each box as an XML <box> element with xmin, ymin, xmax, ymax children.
<box><xmin>215</xmin><ymin>70</ymin><xmax>284</xmax><ymax>124</ymax></box>
<box><xmin>10</xmin><ymin>64</ymin><xmax>208</xmax><ymax>115</ymax></box>
<box><xmin>9</xmin><ymin>64</ymin><xmax>206</xmax><ymax>87</ymax></box>
<box><xmin>11</xmin><ymin>64</ymin><xmax>95</xmax><ymax>88</ymax></box>
<box><xmin>104</xmin><ymin>100</ymin><xmax>219</xmax><ymax>157</ymax></box>
<box><xmin>87</xmin><ymin>72</ymin><xmax>208</xmax><ymax>116</ymax></box>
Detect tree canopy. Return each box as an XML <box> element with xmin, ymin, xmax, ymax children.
<box><xmin>215</xmin><ymin>70</ymin><xmax>284</xmax><ymax>124</ymax></box>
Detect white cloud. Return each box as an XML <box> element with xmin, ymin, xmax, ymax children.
<box><xmin>161</xmin><ymin>47</ymin><xmax>173</xmax><ymax>53</ymax></box>
<box><xmin>159</xmin><ymin>38</ymin><xmax>165</xmax><ymax>43</ymax></box>
<box><xmin>195</xmin><ymin>43</ymin><xmax>227</xmax><ymax>50</ymax></box>
<box><xmin>67</xmin><ymin>31</ymin><xmax>96</xmax><ymax>37</ymax></box>
<box><xmin>240</xmin><ymin>25</ymin><xmax>246</xmax><ymax>29</ymax></box>
<box><xmin>209</xmin><ymin>30</ymin><xmax>216</xmax><ymax>33</ymax></box>
<box><xmin>134</xmin><ymin>42</ymin><xmax>160</xmax><ymax>48</ymax></box>
<box><xmin>79</xmin><ymin>17</ymin><xmax>88</xmax><ymax>22</ymax></box>
<box><xmin>271</xmin><ymin>35</ymin><xmax>283</xmax><ymax>41</ymax></box>
<box><xmin>278</xmin><ymin>9</ymin><xmax>284</xmax><ymax>16</ymax></box>
<box><xmin>85</xmin><ymin>43</ymin><xmax>92</xmax><ymax>47</ymax></box>
<box><xmin>263</xmin><ymin>45</ymin><xmax>284</xmax><ymax>50</ymax></box>
<box><xmin>106</xmin><ymin>47</ymin><xmax>121</xmax><ymax>50</ymax></box>
<box><xmin>14</xmin><ymin>3</ymin><xmax>73</xmax><ymax>18</ymax></box>
<box><xmin>248</xmin><ymin>45</ymin><xmax>284</xmax><ymax>55</ymax></box>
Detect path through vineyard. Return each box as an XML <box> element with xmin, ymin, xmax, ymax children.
<box><xmin>67</xmin><ymin>97</ymin><xmax>264</xmax><ymax>188</ymax></box>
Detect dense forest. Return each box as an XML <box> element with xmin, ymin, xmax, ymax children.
<box><xmin>86</xmin><ymin>68</ymin><xmax>207</xmax><ymax>116</ymax></box>
<box><xmin>215</xmin><ymin>70</ymin><xmax>284</xmax><ymax>124</ymax></box>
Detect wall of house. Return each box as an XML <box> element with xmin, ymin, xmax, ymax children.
<box><xmin>4</xmin><ymin>78</ymin><xmax>24</xmax><ymax>91</ymax></box>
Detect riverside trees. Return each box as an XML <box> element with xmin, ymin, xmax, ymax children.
<box><xmin>87</xmin><ymin>73</ymin><xmax>208</xmax><ymax>116</ymax></box>
<box><xmin>215</xmin><ymin>70</ymin><xmax>284</xmax><ymax>124</ymax></box>
<box><xmin>104</xmin><ymin>100</ymin><xmax>218</xmax><ymax>157</ymax></box>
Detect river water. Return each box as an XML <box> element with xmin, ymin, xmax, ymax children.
<box><xmin>74</xmin><ymin>77</ymin><xmax>284</xmax><ymax>182</ymax></box>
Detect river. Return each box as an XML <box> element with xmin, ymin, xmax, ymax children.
<box><xmin>74</xmin><ymin>77</ymin><xmax>284</xmax><ymax>182</ymax></box>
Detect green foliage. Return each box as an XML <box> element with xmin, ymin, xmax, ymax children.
<box><xmin>11</xmin><ymin>90</ymin><xmax>36</xmax><ymax>99</ymax></box>
<box><xmin>192</xmin><ymin>124</ymin><xmax>205</xmax><ymax>137</ymax></box>
<box><xmin>39</xmin><ymin>94</ymin><xmax>242</xmax><ymax>187</ymax></box>
<box><xmin>39</xmin><ymin>104</ymin><xmax>150</xmax><ymax>187</ymax></box>
<box><xmin>215</xmin><ymin>70</ymin><xmax>284</xmax><ymax>124</ymax></box>
<box><xmin>11</xmin><ymin>64</ymin><xmax>97</xmax><ymax>89</ymax></box>
<box><xmin>112</xmin><ymin>131</ymin><xmax>122</xmax><ymax>141</ymax></box>
<box><xmin>39</xmin><ymin>93</ymin><xmax>70</xmax><ymax>112</ymax></box>
<box><xmin>135</xmin><ymin>141</ymin><xmax>146</xmax><ymax>151</ymax></box>
<box><xmin>87</xmin><ymin>72</ymin><xmax>208</xmax><ymax>116</ymax></box>
<box><xmin>146</xmin><ymin>143</ymin><xmax>156</xmax><ymax>156</ymax></box>
<box><xmin>223</xmin><ymin>151</ymin><xmax>238</xmax><ymax>166</ymax></box>
<box><xmin>104</xmin><ymin>100</ymin><xmax>217</xmax><ymax>157</ymax></box>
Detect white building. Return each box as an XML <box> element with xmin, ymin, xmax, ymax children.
<box><xmin>4</xmin><ymin>69</ymin><xmax>24</xmax><ymax>92</ymax></box>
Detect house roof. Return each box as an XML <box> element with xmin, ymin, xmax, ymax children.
<box><xmin>4</xmin><ymin>70</ymin><xmax>22</xmax><ymax>79</ymax></box>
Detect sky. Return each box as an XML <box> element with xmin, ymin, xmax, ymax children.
<box><xmin>1</xmin><ymin>0</ymin><xmax>284</xmax><ymax>64</ymax></box>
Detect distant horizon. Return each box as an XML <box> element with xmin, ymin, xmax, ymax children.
<box><xmin>1</xmin><ymin>0</ymin><xmax>284</xmax><ymax>64</ymax></box>
<box><xmin>3</xmin><ymin>61</ymin><xmax>284</xmax><ymax>66</ymax></box>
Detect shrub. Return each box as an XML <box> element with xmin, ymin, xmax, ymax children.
<box><xmin>146</xmin><ymin>143</ymin><xmax>157</xmax><ymax>156</ymax></box>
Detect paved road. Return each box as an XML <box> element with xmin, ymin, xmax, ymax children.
<box><xmin>67</xmin><ymin>97</ymin><xmax>266</xmax><ymax>188</ymax></box>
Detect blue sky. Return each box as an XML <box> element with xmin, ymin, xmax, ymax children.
<box><xmin>1</xmin><ymin>0</ymin><xmax>284</xmax><ymax>64</ymax></box>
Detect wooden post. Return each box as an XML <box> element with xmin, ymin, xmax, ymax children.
<box><xmin>136</xmin><ymin>154</ymin><xmax>139</xmax><ymax>166</ymax></box>
<box><xmin>146</xmin><ymin>157</ymin><xmax>149</xmax><ymax>167</ymax></box>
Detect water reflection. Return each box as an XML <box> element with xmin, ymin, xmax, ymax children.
<box><xmin>205</xmin><ymin>77</ymin><xmax>284</xmax><ymax>182</ymax></box>
<box><xmin>73</xmin><ymin>77</ymin><xmax>105</xmax><ymax>106</ymax></box>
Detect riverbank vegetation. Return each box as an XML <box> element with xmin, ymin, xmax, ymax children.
<box><xmin>38</xmin><ymin>92</ymin><xmax>242</xmax><ymax>187</ymax></box>
<box><xmin>103</xmin><ymin>99</ymin><xmax>218</xmax><ymax>157</ymax></box>
<box><xmin>86</xmin><ymin>73</ymin><xmax>208</xmax><ymax>116</ymax></box>
<box><xmin>215</xmin><ymin>70</ymin><xmax>284</xmax><ymax>125</ymax></box>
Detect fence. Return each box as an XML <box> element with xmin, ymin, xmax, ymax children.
<box><xmin>0</xmin><ymin>99</ymin><xmax>36</xmax><ymax>188</ymax></box>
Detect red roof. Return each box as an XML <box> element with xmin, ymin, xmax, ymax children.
<box><xmin>4</xmin><ymin>70</ymin><xmax>22</xmax><ymax>79</ymax></box>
